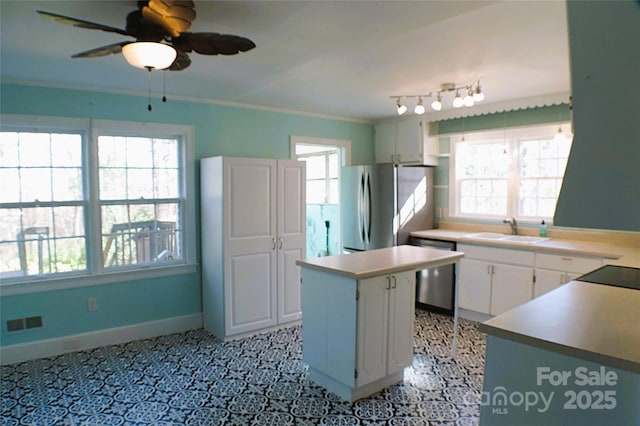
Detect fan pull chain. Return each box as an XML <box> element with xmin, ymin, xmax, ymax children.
<box><xmin>162</xmin><ymin>71</ymin><xmax>167</xmax><ymax>103</ymax></box>
<box><xmin>147</xmin><ymin>68</ymin><xmax>153</xmax><ymax>111</ymax></box>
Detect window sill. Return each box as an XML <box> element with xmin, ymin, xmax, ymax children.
<box><xmin>0</xmin><ymin>264</ymin><xmax>199</xmax><ymax>296</ymax></box>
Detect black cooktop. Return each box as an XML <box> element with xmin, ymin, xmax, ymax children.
<box><xmin>577</xmin><ymin>265</ymin><xmax>640</xmax><ymax>290</ymax></box>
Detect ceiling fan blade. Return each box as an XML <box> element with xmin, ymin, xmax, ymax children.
<box><xmin>172</xmin><ymin>32</ymin><xmax>256</xmax><ymax>55</ymax></box>
<box><xmin>71</xmin><ymin>42</ymin><xmax>131</xmax><ymax>58</ymax></box>
<box><xmin>37</xmin><ymin>10</ymin><xmax>133</xmax><ymax>37</ymax></box>
<box><xmin>142</xmin><ymin>0</ymin><xmax>196</xmax><ymax>38</ymax></box>
<box><xmin>168</xmin><ymin>50</ymin><xmax>191</xmax><ymax>71</ymax></box>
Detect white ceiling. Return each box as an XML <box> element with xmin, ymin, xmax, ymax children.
<box><xmin>0</xmin><ymin>0</ymin><xmax>571</xmax><ymax>122</ymax></box>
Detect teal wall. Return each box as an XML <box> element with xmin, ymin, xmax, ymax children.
<box><xmin>554</xmin><ymin>0</ymin><xmax>640</xmax><ymax>232</ymax></box>
<box><xmin>0</xmin><ymin>82</ymin><xmax>374</xmax><ymax>348</ymax></box>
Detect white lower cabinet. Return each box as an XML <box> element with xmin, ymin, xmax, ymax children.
<box><xmin>458</xmin><ymin>244</ymin><xmax>535</xmax><ymax>316</ymax></box>
<box><xmin>357</xmin><ymin>270</ymin><xmax>415</xmax><ymax>387</ymax></box>
<box><xmin>534</xmin><ymin>253</ymin><xmax>603</xmax><ymax>297</ymax></box>
<box><xmin>301</xmin><ymin>268</ymin><xmax>415</xmax><ymax>401</ymax></box>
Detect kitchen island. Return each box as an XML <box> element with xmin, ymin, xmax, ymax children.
<box><xmin>296</xmin><ymin>245</ymin><xmax>464</xmax><ymax>402</ymax></box>
<box><xmin>478</xmin><ymin>279</ymin><xmax>640</xmax><ymax>425</ymax></box>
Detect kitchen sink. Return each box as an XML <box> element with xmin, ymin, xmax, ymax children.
<box><xmin>500</xmin><ymin>235</ymin><xmax>550</xmax><ymax>244</ymax></box>
<box><xmin>465</xmin><ymin>232</ymin><xmax>508</xmax><ymax>240</ymax></box>
<box><xmin>463</xmin><ymin>232</ymin><xmax>550</xmax><ymax>244</ymax></box>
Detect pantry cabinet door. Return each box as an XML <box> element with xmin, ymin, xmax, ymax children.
<box><xmin>277</xmin><ymin>160</ymin><xmax>306</xmax><ymax>323</ymax></box>
<box><xmin>224</xmin><ymin>158</ymin><xmax>278</xmax><ymax>335</ymax></box>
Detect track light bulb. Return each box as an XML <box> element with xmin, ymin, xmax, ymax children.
<box><xmin>473</xmin><ymin>83</ymin><xmax>485</xmax><ymax>102</ymax></box>
<box><xmin>431</xmin><ymin>94</ymin><xmax>442</xmax><ymax>111</ymax></box>
<box><xmin>396</xmin><ymin>99</ymin><xmax>407</xmax><ymax>115</ymax></box>
<box><xmin>453</xmin><ymin>90</ymin><xmax>464</xmax><ymax>108</ymax></box>
<box><xmin>414</xmin><ymin>97</ymin><xmax>425</xmax><ymax>115</ymax></box>
<box><xmin>464</xmin><ymin>88</ymin><xmax>475</xmax><ymax>107</ymax></box>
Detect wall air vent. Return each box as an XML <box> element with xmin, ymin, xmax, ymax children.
<box><xmin>6</xmin><ymin>316</ymin><xmax>43</xmax><ymax>332</ymax></box>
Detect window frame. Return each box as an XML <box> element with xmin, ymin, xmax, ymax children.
<box><xmin>449</xmin><ymin>123</ymin><xmax>571</xmax><ymax>223</ymax></box>
<box><xmin>1</xmin><ymin>115</ymin><xmax>196</xmax><ymax>296</ymax></box>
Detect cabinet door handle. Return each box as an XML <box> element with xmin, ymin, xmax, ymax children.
<box><xmin>561</xmin><ymin>257</ymin><xmax>573</xmax><ymax>262</ymax></box>
<box><xmin>272</xmin><ymin>237</ymin><xmax>276</xmax><ymax>250</ymax></box>
<box><xmin>386</xmin><ymin>276</ymin><xmax>391</xmax><ymax>289</ymax></box>
<box><xmin>391</xmin><ymin>275</ymin><xmax>397</xmax><ymax>289</ymax></box>
<box><xmin>278</xmin><ymin>237</ymin><xmax>283</xmax><ymax>249</ymax></box>
<box><xmin>397</xmin><ymin>153</ymin><xmax>401</xmax><ymax>163</ymax></box>
<box><xmin>487</xmin><ymin>264</ymin><xmax>492</xmax><ymax>274</ymax></box>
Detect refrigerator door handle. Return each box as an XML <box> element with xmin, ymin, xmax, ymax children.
<box><xmin>365</xmin><ymin>171</ymin><xmax>372</xmax><ymax>245</ymax></box>
<box><xmin>359</xmin><ymin>173</ymin><xmax>366</xmax><ymax>244</ymax></box>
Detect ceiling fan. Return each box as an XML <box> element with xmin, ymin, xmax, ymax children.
<box><xmin>37</xmin><ymin>0</ymin><xmax>256</xmax><ymax>71</ymax></box>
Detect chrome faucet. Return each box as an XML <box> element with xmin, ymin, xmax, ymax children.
<box><xmin>503</xmin><ymin>217</ymin><xmax>518</xmax><ymax>235</ymax></box>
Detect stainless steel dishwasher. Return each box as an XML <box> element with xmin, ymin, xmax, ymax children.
<box><xmin>409</xmin><ymin>237</ymin><xmax>456</xmax><ymax>315</ymax></box>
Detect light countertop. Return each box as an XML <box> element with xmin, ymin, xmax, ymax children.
<box><xmin>296</xmin><ymin>245</ymin><xmax>463</xmax><ymax>279</ymax></box>
<box><xmin>410</xmin><ymin>229</ymin><xmax>640</xmax><ymax>267</ymax></box>
<box><xmin>479</xmin><ymin>280</ymin><xmax>640</xmax><ymax>374</ymax></box>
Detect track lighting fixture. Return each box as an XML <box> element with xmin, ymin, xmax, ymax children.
<box><xmin>431</xmin><ymin>93</ymin><xmax>442</xmax><ymax>111</ymax></box>
<box><xmin>396</xmin><ymin>98</ymin><xmax>407</xmax><ymax>115</ymax></box>
<box><xmin>414</xmin><ymin>97</ymin><xmax>425</xmax><ymax>115</ymax></box>
<box><xmin>390</xmin><ymin>80</ymin><xmax>485</xmax><ymax>115</ymax></box>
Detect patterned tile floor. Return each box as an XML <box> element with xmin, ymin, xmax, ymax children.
<box><xmin>1</xmin><ymin>309</ymin><xmax>486</xmax><ymax>425</ymax></box>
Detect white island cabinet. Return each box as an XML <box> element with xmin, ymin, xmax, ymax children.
<box><xmin>201</xmin><ymin>156</ymin><xmax>305</xmax><ymax>341</ymax></box>
<box><xmin>297</xmin><ymin>245</ymin><xmax>463</xmax><ymax>402</ymax></box>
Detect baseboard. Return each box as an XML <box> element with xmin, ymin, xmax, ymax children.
<box><xmin>0</xmin><ymin>313</ymin><xmax>203</xmax><ymax>365</ymax></box>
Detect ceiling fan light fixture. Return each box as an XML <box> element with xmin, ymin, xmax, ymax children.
<box><xmin>122</xmin><ymin>42</ymin><xmax>177</xmax><ymax>70</ymax></box>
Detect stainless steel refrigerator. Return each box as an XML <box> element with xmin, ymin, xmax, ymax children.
<box><xmin>341</xmin><ymin>164</ymin><xmax>434</xmax><ymax>252</ymax></box>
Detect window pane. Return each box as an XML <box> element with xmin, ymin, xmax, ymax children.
<box><xmin>50</xmin><ymin>134</ymin><xmax>82</xmax><ymax>166</ymax></box>
<box><xmin>328</xmin><ymin>178</ymin><xmax>339</xmax><ymax>204</ymax></box>
<box><xmin>100</xmin><ymin>168</ymin><xmax>127</xmax><ymax>200</ymax></box>
<box><xmin>51</xmin><ymin>168</ymin><xmax>83</xmax><ymax>201</ymax></box>
<box><xmin>0</xmin><ymin>169</ymin><xmax>20</xmax><ymax>202</ymax></box>
<box><xmin>127</xmin><ymin>169</ymin><xmax>154</xmax><ymax>199</ymax></box>
<box><xmin>126</xmin><ymin>137</ymin><xmax>153</xmax><ymax>168</ymax></box>
<box><xmin>0</xmin><ymin>133</ymin><xmax>20</xmax><ymax>166</ymax></box>
<box><xmin>306</xmin><ymin>181</ymin><xmax>326</xmax><ymax>204</ymax></box>
<box><xmin>20</xmin><ymin>168</ymin><xmax>52</xmax><ymax>202</ymax></box>
<box><xmin>19</xmin><ymin>133</ymin><xmax>50</xmax><ymax>167</ymax></box>
<box><xmin>155</xmin><ymin>168</ymin><xmax>179</xmax><ymax>198</ymax></box>
<box><xmin>153</xmin><ymin>139</ymin><xmax>179</xmax><ymax>168</ymax></box>
<box><xmin>303</xmin><ymin>155</ymin><xmax>326</xmax><ymax>180</ymax></box>
<box><xmin>328</xmin><ymin>152</ymin><xmax>339</xmax><ymax>178</ymax></box>
<box><xmin>102</xmin><ymin>203</ymin><xmax>180</xmax><ymax>267</ymax></box>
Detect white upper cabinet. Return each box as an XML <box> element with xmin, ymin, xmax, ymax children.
<box><xmin>374</xmin><ymin>116</ymin><xmax>438</xmax><ymax>166</ymax></box>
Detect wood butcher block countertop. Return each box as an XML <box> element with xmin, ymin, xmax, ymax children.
<box><xmin>296</xmin><ymin>245</ymin><xmax>463</xmax><ymax>280</ymax></box>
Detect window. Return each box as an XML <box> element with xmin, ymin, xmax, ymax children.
<box><xmin>0</xmin><ymin>116</ymin><xmax>194</xmax><ymax>289</ymax></box>
<box><xmin>451</xmin><ymin>123</ymin><xmax>572</xmax><ymax>221</ymax></box>
<box><xmin>295</xmin><ymin>144</ymin><xmax>340</xmax><ymax>204</ymax></box>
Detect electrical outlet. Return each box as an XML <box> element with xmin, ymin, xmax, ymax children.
<box><xmin>87</xmin><ymin>297</ymin><xmax>98</xmax><ymax>312</ymax></box>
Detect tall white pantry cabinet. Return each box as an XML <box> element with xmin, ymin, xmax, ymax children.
<box><xmin>200</xmin><ymin>156</ymin><xmax>306</xmax><ymax>340</ymax></box>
